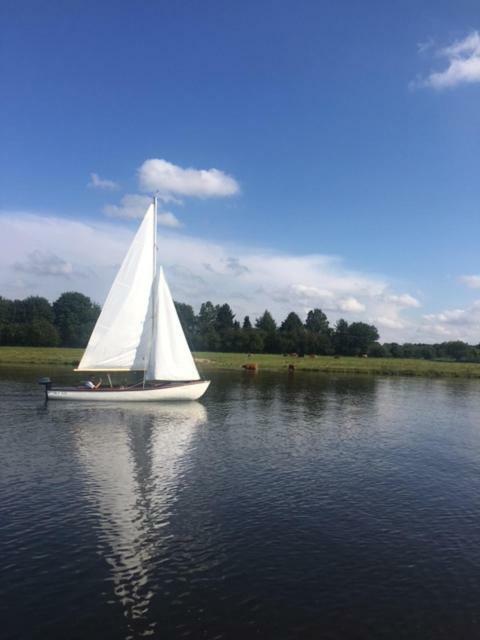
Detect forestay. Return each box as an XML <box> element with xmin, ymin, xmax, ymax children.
<box><xmin>77</xmin><ymin>205</ymin><xmax>155</xmax><ymax>371</ymax></box>
<box><xmin>145</xmin><ymin>267</ymin><xmax>200</xmax><ymax>381</ymax></box>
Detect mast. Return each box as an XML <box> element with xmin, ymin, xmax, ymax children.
<box><xmin>153</xmin><ymin>194</ymin><xmax>157</xmax><ymax>280</ymax></box>
<box><xmin>144</xmin><ymin>195</ymin><xmax>157</xmax><ymax>387</ymax></box>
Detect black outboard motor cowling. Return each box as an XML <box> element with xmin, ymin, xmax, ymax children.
<box><xmin>38</xmin><ymin>377</ymin><xmax>52</xmax><ymax>400</ymax></box>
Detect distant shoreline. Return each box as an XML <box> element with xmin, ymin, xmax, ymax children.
<box><xmin>1</xmin><ymin>347</ymin><xmax>480</xmax><ymax>379</ymax></box>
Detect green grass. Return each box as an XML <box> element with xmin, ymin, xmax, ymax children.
<box><xmin>1</xmin><ymin>347</ymin><xmax>480</xmax><ymax>378</ymax></box>
<box><xmin>195</xmin><ymin>351</ymin><xmax>480</xmax><ymax>378</ymax></box>
<box><xmin>0</xmin><ymin>346</ymin><xmax>83</xmax><ymax>366</ymax></box>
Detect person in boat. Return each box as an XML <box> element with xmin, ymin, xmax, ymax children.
<box><xmin>84</xmin><ymin>377</ymin><xmax>102</xmax><ymax>390</ymax></box>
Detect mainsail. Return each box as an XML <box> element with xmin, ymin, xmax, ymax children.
<box><xmin>77</xmin><ymin>201</ymin><xmax>199</xmax><ymax>379</ymax></box>
<box><xmin>77</xmin><ymin>204</ymin><xmax>155</xmax><ymax>371</ymax></box>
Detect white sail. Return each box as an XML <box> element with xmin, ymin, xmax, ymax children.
<box><xmin>77</xmin><ymin>205</ymin><xmax>155</xmax><ymax>371</ymax></box>
<box><xmin>145</xmin><ymin>266</ymin><xmax>200</xmax><ymax>381</ymax></box>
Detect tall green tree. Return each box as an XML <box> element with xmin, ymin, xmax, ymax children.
<box><xmin>215</xmin><ymin>303</ymin><xmax>235</xmax><ymax>332</ymax></box>
<box><xmin>255</xmin><ymin>310</ymin><xmax>279</xmax><ymax>352</ymax></box>
<box><xmin>22</xmin><ymin>296</ymin><xmax>54</xmax><ymax>323</ymax></box>
<box><xmin>348</xmin><ymin>322</ymin><xmax>379</xmax><ymax>355</ymax></box>
<box><xmin>255</xmin><ymin>310</ymin><xmax>277</xmax><ymax>333</ymax></box>
<box><xmin>197</xmin><ymin>301</ymin><xmax>217</xmax><ymax>332</ymax></box>
<box><xmin>305</xmin><ymin>308</ymin><xmax>330</xmax><ymax>334</ymax></box>
<box><xmin>333</xmin><ymin>318</ymin><xmax>350</xmax><ymax>355</ymax></box>
<box><xmin>280</xmin><ymin>312</ymin><xmax>305</xmax><ymax>353</ymax></box>
<box><xmin>280</xmin><ymin>312</ymin><xmax>303</xmax><ymax>333</ymax></box>
<box><xmin>304</xmin><ymin>308</ymin><xmax>332</xmax><ymax>354</ymax></box>
<box><xmin>196</xmin><ymin>301</ymin><xmax>219</xmax><ymax>350</ymax></box>
<box><xmin>53</xmin><ymin>292</ymin><xmax>100</xmax><ymax>347</ymax></box>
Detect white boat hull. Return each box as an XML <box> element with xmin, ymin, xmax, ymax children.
<box><xmin>47</xmin><ymin>380</ymin><xmax>210</xmax><ymax>402</ymax></box>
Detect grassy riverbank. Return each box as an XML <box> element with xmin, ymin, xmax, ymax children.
<box><xmin>1</xmin><ymin>346</ymin><xmax>480</xmax><ymax>378</ymax></box>
<box><xmin>0</xmin><ymin>347</ymin><xmax>84</xmax><ymax>366</ymax></box>
<box><xmin>195</xmin><ymin>352</ymin><xmax>480</xmax><ymax>378</ymax></box>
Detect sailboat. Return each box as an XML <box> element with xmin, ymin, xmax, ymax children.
<box><xmin>42</xmin><ymin>198</ymin><xmax>210</xmax><ymax>401</ymax></box>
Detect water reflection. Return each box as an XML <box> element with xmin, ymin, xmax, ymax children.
<box><xmin>4</xmin><ymin>370</ymin><xmax>480</xmax><ymax>639</ymax></box>
<box><xmin>73</xmin><ymin>403</ymin><xmax>207</xmax><ymax>638</ymax></box>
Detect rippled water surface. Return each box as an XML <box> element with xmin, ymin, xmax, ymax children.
<box><xmin>3</xmin><ymin>368</ymin><xmax>480</xmax><ymax>639</ymax></box>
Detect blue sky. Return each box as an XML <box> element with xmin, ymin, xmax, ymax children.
<box><xmin>1</xmin><ymin>0</ymin><xmax>480</xmax><ymax>342</ymax></box>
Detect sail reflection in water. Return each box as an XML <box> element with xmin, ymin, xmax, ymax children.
<box><xmin>74</xmin><ymin>402</ymin><xmax>207</xmax><ymax>636</ymax></box>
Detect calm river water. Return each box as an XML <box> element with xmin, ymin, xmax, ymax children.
<box><xmin>2</xmin><ymin>368</ymin><xmax>480</xmax><ymax>639</ymax></box>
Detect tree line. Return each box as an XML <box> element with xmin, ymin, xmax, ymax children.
<box><xmin>0</xmin><ymin>293</ymin><xmax>100</xmax><ymax>348</ymax></box>
<box><xmin>176</xmin><ymin>302</ymin><xmax>480</xmax><ymax>361</ymax></box>
<box><xmin>1</xmin><ymin>292</ymin><xmax>479</xmax><ymax>362</ymax></box>
<box><xmin>176</xmin><ymin>302</ymin><xmax>381</xmax><ymax>356</ymax></box>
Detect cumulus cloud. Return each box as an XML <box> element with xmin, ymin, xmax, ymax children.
<box><xmin>459</xmin><ymin>274</ymin><xmax>480</xmax><ymax>289</ymax></box>
<box><xmin>338</xmin><ymin>297</ymin><xmax>366</xmax><ymax>313</ymax></box>
<box><xmin>386</xmin><ymin>293</ymin><xmax>420</xmax><ymax>308</ymax></box>
<box><xmin>412</xmin><ymin>31</ymin><xmax>480</xmax><ymax>89</ymax></box>
<box><xmin>0</xmin><ymin>212</ymin><xmax>131</xmax><ymax>300</ymax></box>
<box><xmin>99</xmin><ymin>158</ymin><xmax>238</xmax><ymax>227</ymax></box>
<box><xmin>421</xmin><ymin>301</ymin><xmax>480</xmax><ymax>341</ymax></box>
<box><xmin>157</xmin><ymin>212</ymin><xmax>182</xmax><ymax>228</ymax></box>
<box><xmin>14</xmin><ymin>250</ymin><xmax>73</xmax><ymax>277</ymax></box>
<box><xmin>103</xmin><ymin>194</ymin><xmax>152</xmax><ymax>219</ymax></box>
<box><xmin>287</xmin><ymin>284</ymin><xmax>366</xmax><ymax>313</ymax></box>
<box><xmin>88</xmin><ymin>172</ymin><xmax>119</xmax><ymax>190</ymax></box>
<box><xmin>103</xmin><ymin>194</ymin><xmax>182</xmax><ymax>227</ymax></box>
<box><xmin>376</xmin><ymin>316</ymin><xmax>406</xmax><ymax>330</ymax></box>
<box><xmin>138</xmin><ymin>158</ymin><xmax>240</xmax><ymax>198</ymax></box>
<box><xmin>0</xmin><ymin>210</ymin><xmax>425</xmax><ymax>341</ymax></box>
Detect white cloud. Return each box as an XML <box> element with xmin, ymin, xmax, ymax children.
<box><xmin>459</xmin><ymin>274</ymin><xmax>480</xmax><ymax>289</ymax></box>
<box><xmin>377</xmin><ymin>316</ymin><xmax>405</xmax><ymax>330</ymax></box>
<box><xmin>14</xmin><ymin>250</ymin><xmax>73</xmax><ymax>277</ymax></box>
<box><xmin>0</xmin><ymin>211</ymin><xmax>426</xmax><ymax>342</ymax></box>
<box><xmin>413</xmin><ymin>31</ymin><xmax>480</xmax><ymax>89</ymax></box>
<box><xmin>138</xmin><ymin>158</ymin><xmax>240</xmax><ymax>198</ymax></box>
<box><xmin>287</xmin><ymin>285</ymin><xmax>366</xmax><ymax>313</ymax></box>
<box><xmin>442</xmin><ymin>31</ymin><xmax>480</xmax><ymax>58</ymax></box>
<box><xmin>386</xmin><ymin>293</ymin><xmax>421</xmax><ymax>308</ymax></box>
<box><xmin>157</xmin><ymin>212</ymin><xmax>182</xmax><ymax>228</ymax></box>
<box><xmin>0</xmin><ymin>212</ymin><xmax>131</xmax><ymax>301</ymax></box>
<box><xmin>338</xmin><ymin>297</ymin><xmax>366</xmax><ymax>313</ymax></box>
<box><xmin>421</xmin><ymin>301</ymin><xmax>480</xmax><ymax>341</ymax></box>
<box><xmin>99</xmin><ymin>158</ymin><xmax>238</xmax><ymax>227</ymax></box>
<box><xmin>88</xmin><ymin>172</ymin><xmax>119</xmax><ymax>190</ymax></box>
<box><xmin>103</xmin><ymin>194</ymin><xmax>152</xmax><ymax>219</ymax></box>
<box><xmin>103</xmin><ymin>194</ymin><xmax>181</xmax><ymax>227</ymax></box>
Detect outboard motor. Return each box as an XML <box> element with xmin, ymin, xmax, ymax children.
<box><xmin>38</xmin><ymin>377</ymin><xmax>52</xmax><ymax>401</ymax></box>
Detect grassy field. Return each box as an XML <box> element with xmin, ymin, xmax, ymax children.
<box><xmin>0</xmin><ymin>347</ymin><xmax>84</xmax><ymax>366</ymax></box>
<box><xmin>195</xmin><ymin>352</ymin><xmax>480</xmax><ymax>378</ymax></box>
<box><xmin>2</xmin><ymin>346</ymin><xmax>480</xmax><ymax>378</ymax></box>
